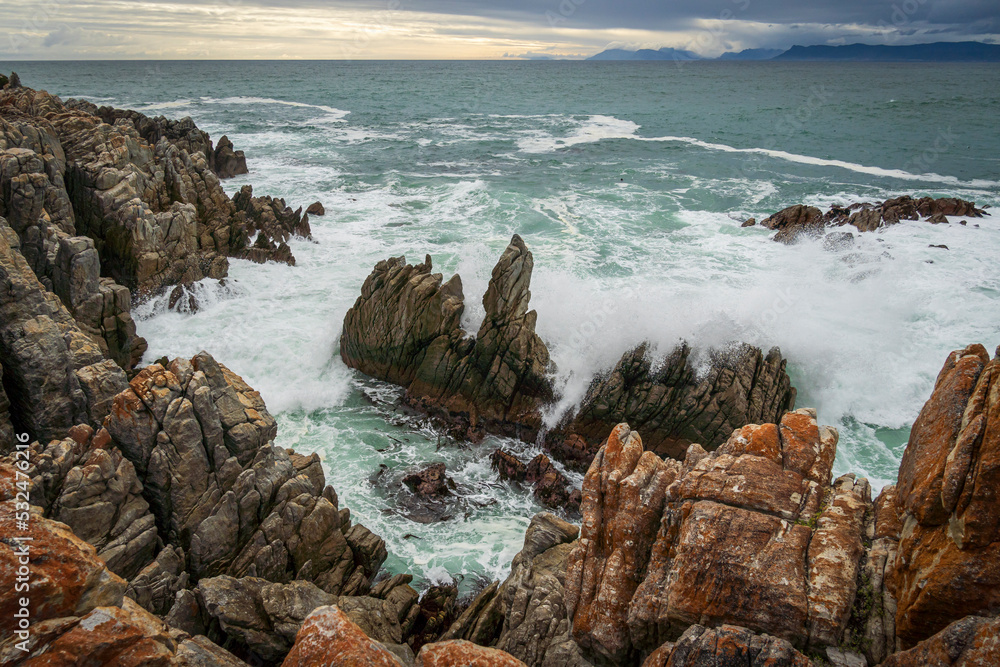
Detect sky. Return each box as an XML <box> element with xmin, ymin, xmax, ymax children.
<box><xmin>2</xmin><ymin>0</ymin><xmax>998</xmax><ymax>60</ymax></box>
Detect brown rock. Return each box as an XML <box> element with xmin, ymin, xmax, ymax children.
<box><xmin>880</xmin><ymin>615</ymin><xmax>1000</xmax><ymax>667</ymax></box>
<box><xmin>213</xmin><ymin>135</ymin><xmax>248</xmax><ymax>179</ymax></box>
<box><xmin>526</xmin><ymin>453</ymin><xmax>577</xmax><ymax>511</ymax></box>
<box><xmin>565</xmin><ymin>424</ymin><xmax>680</xmax><ymax>663</ymax></box>
<box><xmin>641</xmin><ymin>624</ymin><xmax>812</xmax><ymax>667</ymax></box>
<box><xmin>891</xmin><ymin>346</ymin><xmax>1000</xmax><ymax>646</ymax></box>
<box><xmin>306</xmin><ymin>201</ymin><xmax>325</xmax><ymax>216</ymax></box>
<box><xmin>741</xmin><ymin>217</ymin><xmax>756</xmax><ymax>227</ymax></box>
<box><xmin>490</xmin><ymin>448</ymin><xmax>527</xmax><ymax>482</ymax></box>
<box><xmin>281</xmin><ymin>605</ymin><xmax>405</xmax><ymax>667</ymax></box>
<box><xmin>416</xmin><ymin>639</ymin><xmax>526</xmax><ymax>666</ymax></box>
<box><xmin>761</xmin><ymin>204</ymin><xmax>824</xmax><ymax>243</ymax></box>
<box><xmin>403</xmin><ymin>463</ymin><xmax>455</xmax><ymax>497</ymax></box>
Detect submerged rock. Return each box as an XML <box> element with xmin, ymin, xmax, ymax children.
<box><xmin>403</xmin><ymin>463</ymin><xmax>455</xmax><ymax>498</ymax></box>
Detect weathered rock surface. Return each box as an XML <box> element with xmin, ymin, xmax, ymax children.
<box><xmin>416</xmin><ymin>639</ymin><xmax>527</xmax><ymax>666</ymax></box>
<box><xmin>879</xmin><ymin>615</ymin><xmax>1000</xmax><ymax>667</ymax></box>
<box><xmin>281</xmin><ymin>605</ymin><xmax>406</xmax><ymax>667</ymax></box>
<box><xmin>214</xmin><ymin>135</ymin><xmax>248</xmax><ymax>179</ymax></box>
<box><xmin>491</xmin><ymin>448</ymin><xmax>528</xmax><ymax>482</ymax></box>
<box><xmin>758</xmin><ymin>196</ymin><xmax>988</xmax><ymax>243</ymax></box>
<box><xmin>342</xmin><ymin>235</ymin><xmax>554</xmax><ymax>442</ymax></box>
<box><xmin>306</xmin><ymin>201</ymin><xmax>325</xmax><ymax>216</ymax></box>
<box><xmin>343</xmin><ymin>238</ymin><xmax>795</xmax><ymax>471</ymax></box>
<box><xmin>232</xmin><ymin>184</ymin><xmax>310</xmax><ymax>265</ymax></box>
<box><xmin>0</xmin><ymin>219</ymin><xmax>128</xmax><ymax>442</ymax></box>
<box><xmin>403</xmin><ymin>462</ymin><xmax>455</xmax><ymax>498</ymax></box>
<box><xmin>103</xmin><ymin>352</ymin><xmax>387</xmax><ymax>598</ymax></box>
<box><xmin>640</xmin><ymin>624</ymin><xmax>812</xmax><ymax>667</ymax></box>
<box><xmin>526</xmin><ymin>453</ymin><xmax>579</xmax><ymax>512</ymax></box>
<box><xmin>890</xmin><ymin>344</ymin><xmax>1000</xmax><ymax>647</ymax></box>
<box><xmin>10</xmin><ymin>424</ymin><xmax>158</xmax><ymax>580</ymax></box>
<box><xmin>0</xmin><ymin>361</ymin><xmax>14</xmax><ymax>451</ymax></box>
<box><xmin>549</xmin><ymin>342</ymin><xmax>795</xmax><ymax>465</ymax></box>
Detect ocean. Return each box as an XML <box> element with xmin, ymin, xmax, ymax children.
<box><xmin>8</xmin><ymin>59</ymin><xmax>1000</xmax><ymax>591</ymax></box>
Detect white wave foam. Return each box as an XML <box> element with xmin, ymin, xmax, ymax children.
<box><xmin>637</xmin><ymin>135</ymin><xmax>1000</xmax><ymax>188</ymax></box>
<box><xmin>203</xmin><ymin>96</ymin><xmax>350</xmax><ymax>121</ymax></box>
<box><xmin>517</xmin><ymin>115</ymin><xmax>640</xmax><ymax>153</ymax></box>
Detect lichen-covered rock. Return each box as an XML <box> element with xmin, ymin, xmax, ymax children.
<box><xmin>281</xmin><ymin>605</ymin><xmax>405</xmax><ymax>667</ymax></box>
<box><xmin>565</xmin><ymin>423</ymin><xmax>681</xmax><ymax>663</ymax></box>
<box><xmin>890</xmin><ymin>344</ymin><xmax>1000</xmax><ymax>646</ymax></box>
<box><xmin>0</xmin><ymin>501</ymin><xmax>126</xmax><ymax>629</ymax></box>
<box><xmin>879</xmin><ymin>615</ymin><xmax>1000</xmax><ymax>667</ymax></box>
<box><xmin>7</xmin><ymin>425</ymin><xmax>158</xmax><ymax>581</ymax></box>
<box><xmin>626</xmin><ymin>410</ymin><xmax>859</xmax><ymax>655</ymax></box>
<box><xmin>640</xmin><ymin>624</ymin><xmax>812</xmax><ymax>667</ymax></box>
<box><xmin>416</xmin><ymin>639</ymin><xmax>527</xmax><ymax>666</ymax></box>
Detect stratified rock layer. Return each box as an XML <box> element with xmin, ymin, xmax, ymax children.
<box><xmin>890</xmin><ymin>344</ymin><xmax>1000</xmax><ymax>646</ymax></box>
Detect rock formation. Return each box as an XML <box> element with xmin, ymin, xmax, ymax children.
<box><xmin>342</xmin><ymin>237</ymin><xmax>795</xmax><ymax>470</ymax></box>
<box><xmin>490</xmin><ymin>448</ymin><xmax>580</xmax><ymax>513</ymax></box>
<box><xmin>341</xmin><ymin>235</ymin><xmax>554</xmax><ymax>441</ymax></box>
<box><xmin>639</xmin><ymin>624</ymin><xmax>812</xmax><ymax>667</ymax></box>
<box><xmin>213</xmin><ymin>135</ymin><xmax>249</xmax><ymax>179</ymax></box>
<box><xmin>759</xmin><ymin>196</ymin><xmax>988</xmax><ymax>243</ymax></box>
<box><xmin>232</xmin><ymin>184</ymin><xmax>311</xmax><ymax>265</ymax></box>
<box><xmin>888</xmin><ymin>343</ymin><xmax>1000</xmax><ymax>647</ymax></box>
<box><xmin>547</xmin><ymin>342</ymin><xmax>796</xmax><ymax>465</ymax></box>
<box><xmin>306</xmin><ymin>201</ymin><xmax>325</xmax><ymax>216</ymax></box>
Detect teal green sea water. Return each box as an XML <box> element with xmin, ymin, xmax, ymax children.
<box><xmin>8</xmin><ymin>60</ymin><xmax>1000</xmax><ymax>591</ymax></box>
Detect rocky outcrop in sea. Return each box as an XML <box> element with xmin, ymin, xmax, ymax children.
<box><xmin>341</xmin><ymin>235</ymin><xmax>796</xmax><ymax>471</ymax></box>
<box><xmin>751</xmin><ymin>196</ymin><xmax>988</xmax><ymax>243</ymax></box>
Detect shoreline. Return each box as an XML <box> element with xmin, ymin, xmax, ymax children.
<box><xmin>1</xmin><ymin>73</ymin><xmax>998</xmax><ymax>666</ymax></box>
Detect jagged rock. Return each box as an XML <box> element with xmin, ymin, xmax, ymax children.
<box><xmin>415</xmin><ymin>639</ymin><xmax>526</xmax><ymax>666</ymax></box>
<box><xmin>214</xmin><ymin>135</ymin><xmax>248</xmax><ymax>179</ymax></box>
<box><xmin>0</xmin><ymin>74</ymin><xmax>8</xmax><ymax>89</ymax></box>
<box><xmin>880</xmin><ymin>615</ymin><xmax>1000</xmax><ymax>666</ymax></box>
<box><xmin>342</xmin><ymin>236</ymin><xmax>554</xmax><ymax>442</ymax></box>
<box><xmin>0</xmin><ymin>362</ymin><xmax>13</xmax><ymax>451</ymax></box>
<box><xmin>0</xmin><ymin>84</ymin><xmax>268</xmax><ymax>314</ymax></box>
<box><xmin>640</xmin><ymin>624</ymin><xmax>812</xmax><ymax>667</ymax></box>
<box><xmin>0</xmin><ymin>219</ymin><xmax>128</xmax><ymax>441</ymax></box>
<box><xmin>547</xmin><ymin>342</ymin><xmax>795</xmax><ymax>466</ymax></box>
<box><xmin>409</xmin><ymin>585</ymin><xmax>458</xmax><ymax>652</ymax></box>
<box><xmin>890</xmin><ymin>344</ymin><xmax>1000</xmax><ymax>646</ymax></box>
<box><xmin>440</xmin><ymin>581</ymin><xmax>503</xmax><ymax>646</ymax></box>
<box><xmin>282</xmin><ymin>605</ymin><xmax>406</xmax><ymax>667</ymax></box>
<box><xmin>741</xmin><ymin>217</ymin><xmax>756</xmax><ymax>227</ymax></box>
<box><xmin>0</xmin><ymin>596</ymin><xmax>248</xmax><ymax>666</ymax></box>
<box><xmin>403</xmin><ymin>463</ymin><xmax>455</xmax><ymax>497</ymax></box>
<box><xmin>626</xmin><ymin>410</ymin><xmax>859</xmax><ymax>655</ymax></box>
<box><xmin>7</xmin><ymin>425</ymin><xmax>159</xmax><ymax>581</ymax></box>
<box><xmin>491</xmin><ymin>448</ymin><xmax>527</xmax><ymax>482</ymax></box>
<box><xmin>0</xmin><ymin>500</ymin><xmax>127</xmax><ymax>627</ymax></box>
<box><xmin>102</xmin><ymin>351</ymin><xmax>385</xmax><ymax>598</ymax></box>
<box><xmin>126</xmin><ymin>544</ymin><xmax>189</xmax><ymax>616</ymax></box>
<box><xmin>306</xmin><ymin>201</ymin><xmax>325</xmax><ymax>216</ymax></box>
<box><xmin>756</xmin><ymin>196</ymin><xmax>987</xmax><ymax>241</ymax></box>
<box><xmin>526</xmin><ymin>453</ymin><xmax>577</xmax><ymax>512</ymax></box>
<box><xmin>8</xmin><ymin>72</ymin><xmax>20</xmax><ymax>89</ymax></box>
<box><xmin>565</xmin><ymin>424</ymin><xmax>681</xmax><ymax>663</ymax></box>
<box><xmin>761</xmin><ymin>204</ymin><xmax>825</xmax><ymax>243</ymax></box>
<box><xmin>168</xmin><ymin>282</ymin><xmax>199</xmax><ymax>313</ymax></box>
<box><xmin>233</xmin><ymin>184</ymin><xmax>310</xmax><ymax>251</ymax></box>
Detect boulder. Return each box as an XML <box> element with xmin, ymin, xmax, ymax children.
<box><xmin>491</xmin><ymin>448</ymin><xmax>527</xmax><ymax>482</ymax></box>
<box><xmin>213</xmin><ymin>135</ymin><xmax>248</xmax><ymax>179</ymax></box>
<box><xmin>890</xmin><ymin>344</ymin><xmax>1000</xmax><ymax>646</ymax></box>
<box><xmin>281</xmin><ymin>605</ymin><xmax>405</xmax><ymax>667</ymax></box>
<box><xmin>306</xmin><ymin>201</ymin><xmax>325</xmax><ymax>216</ymax></box>
<box><xmin>640</xmin><ymin>624</ymin><xmax>812</xmax><ymax>667</ymax></box>
<box><xmin>761</xmin><ymin>204</ymin><xmax>825</xmax><ymax>243</ymax></box>
<box><xmin>526</xmin><ymin>453</ymin><xmax>577</xmax><ymax>511</ymax></box>
<box><xmin>880</xmin><ymin>615</ymin><xmax>1000</xmax><ymax>667</ymax></box>
<box><xmin>403</xmin><ymin>463</ymin><xmax>455</xmax><ymax>497</ymax></box>
<box><xmin>416</xmin><ymin>639</ymin><xmax>526</xmax><ymax>666</ymax></box>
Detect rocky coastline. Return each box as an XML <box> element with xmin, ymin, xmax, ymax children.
<box><xmin>1</xmin><ymin>73</ymin><xmax>997</xmax><ymax>666</ymax></box>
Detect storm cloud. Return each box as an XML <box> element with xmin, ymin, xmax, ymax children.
<box><xmin>1</xmin><ymin>0</ymin><xmax>997</xmax><ymax>59</ymax></box>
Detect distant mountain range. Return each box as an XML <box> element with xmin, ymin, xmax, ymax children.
<box><xmin>586</xmin><ymin>41</ymin><xmax>1000</xmax><ymax>62</ymax></box>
